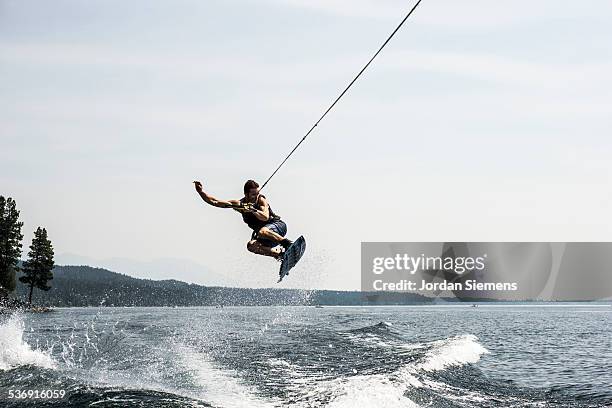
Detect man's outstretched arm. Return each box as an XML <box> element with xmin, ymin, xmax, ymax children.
<box><xmin>193</xmin><ymin>181</ymin><xmax>238</xmax><ymax>208</ymax></box>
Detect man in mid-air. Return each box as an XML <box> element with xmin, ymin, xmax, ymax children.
<box><xmin>194</xmin><ymin>180</ymin><xmax>292</xmax><ymax>260</ymax></box>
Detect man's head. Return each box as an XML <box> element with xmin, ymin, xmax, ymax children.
<box><xmin>244</xmin><ymin>180</ymin><xmax>260</xmax><ymax>202</ymax></box>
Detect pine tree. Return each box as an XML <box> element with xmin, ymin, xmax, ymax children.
<box><xmin>0</xmin><ymin>196</ymin><xmax>24</xmax><ymax>297</ymax></box>
<box><xmin>19</xmin><ymin>227</ymin><xmax>55</xmax><ymax>305</ymax></box>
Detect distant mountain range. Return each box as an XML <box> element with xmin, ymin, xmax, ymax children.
<box><xmin>55</xmin><ymin>253</ymin><xmax>237</xmax><ymax>287</ymax></box>
<box><xmin>14</xmin><ymin>265</ymin><xmax>431</xmax><ymax>307</ymax></box>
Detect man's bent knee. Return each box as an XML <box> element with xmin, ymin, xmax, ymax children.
<box><xmin>247</xmin><ymin>240</ymin><xmax>258</xmax><ymax>252</ymax></box>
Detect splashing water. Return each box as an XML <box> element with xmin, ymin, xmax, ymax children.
<box><xmin>0</xmin><ymin>314</ymin><xmax>56</xmax><ymax>371</ymax></box>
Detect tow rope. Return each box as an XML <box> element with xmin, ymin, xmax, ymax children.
<box><xmin>258</xmin><ymin>0</ymin><xmax>424</xmax><ymax>192</ymax></box>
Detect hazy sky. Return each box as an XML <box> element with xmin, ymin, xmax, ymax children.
<box><xmin>2</xmin><ymin>0</ymin><xmax>611</xmax><ymax>290</ymax></box>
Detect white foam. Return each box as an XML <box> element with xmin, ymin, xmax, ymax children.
<box><xmin>289</xmin><ymin>362</ymin><xmax>422</xmax><ymax>408</ymax></box>
<box><xmin>324</xmin><ymin>374</ymin><xmax>420</xmax><ymax>408</ymax></box>
<box><xmin>0</xmin><ymin>314</ymin><xmax>56</xmax><ymax>370</ymax></box>
<box><xmin>283</xmin><ymin>334</ymin><xmax>489</xmax><ymax>407</ymax></box>
<box><xmin>416</xmin><ymin>334</ymin><xmax>489</xmax><ymax>372</ymax></box>
<box><xmin>177</xmin><ymin>345</ymin><xmax>277</xmax><ymax>408</ymax></box>
<box><xmin>324</xmin><ymin>334</ymin><xmax>488</xmax><ymax>407</ymax></box>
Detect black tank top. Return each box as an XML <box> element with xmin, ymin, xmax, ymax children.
<box><xmin>240</xmin><ymin>195</ymin><xmax>281</xmax><ymax>231</ymax></box>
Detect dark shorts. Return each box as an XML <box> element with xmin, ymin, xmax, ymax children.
<box><xmin>252</xmin><ymin>220</ymin><xmax>287</xmax><ymax>248</ymax></box>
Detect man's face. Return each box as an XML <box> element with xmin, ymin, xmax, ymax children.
<box><xmin>246</xmin><ymin>188</ymin><xmax>259</xmax><ymax>202</ymax></box>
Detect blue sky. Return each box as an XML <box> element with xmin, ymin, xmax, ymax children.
<box><xmin>1</xmin><ymin>0</ymin><xmax>611</xmax><ymax>289</ymax></box>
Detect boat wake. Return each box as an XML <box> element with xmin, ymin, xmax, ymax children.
<box><xmin>283</xmin><ymin>330</ymin><xmax>490</xmax><ymax>408</ymax></box>
<box><xmin>1</xmin><ymin>311</ymin><xmax>604</xmax><ymax>408</ymax></box>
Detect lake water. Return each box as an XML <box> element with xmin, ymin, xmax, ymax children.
<box><xmin>1</xmin><ymin>305</ymin><xmax>611</xmax><ymax>407</ymax></box>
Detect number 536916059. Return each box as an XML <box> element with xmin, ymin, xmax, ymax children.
<box><xmin>8</xmin><ymin>389</ymin><xmax>66</xmax><ymax>399</ymax></box>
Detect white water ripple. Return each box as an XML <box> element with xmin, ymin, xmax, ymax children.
<box><xmin>416</xmin><ymin>334</ymin><xmax>490</xmax><ymax>372</ymax></box>
<box><xmin>0</xmin><ymin>314</ymin><xmax>56</xmax><ymax>371</ymax></box>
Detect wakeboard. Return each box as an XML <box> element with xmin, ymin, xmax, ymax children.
<box><xmin>278</xmin><ymin>235</ymin><xmax>306</xmax><ymax>283</ymax></box>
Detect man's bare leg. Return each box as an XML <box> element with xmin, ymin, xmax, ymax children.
<box><xmin>257</xmin><ymin>227</ymin><xmax>292</xmax><ymax>248</ymax></box>
<box><xmin>247</xmin><ymin>240</ymin><xmax>283</xmax><ymax>259</ymax></box>
<box><xmin>257</xmin><ymin>227</ymin><xmax>284</xmax><ymax>243</ymax></box>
